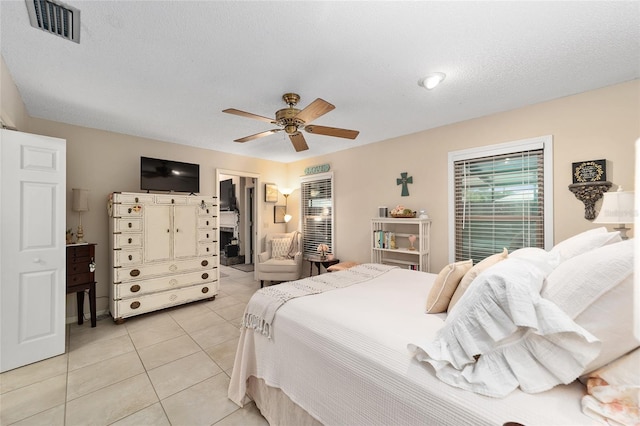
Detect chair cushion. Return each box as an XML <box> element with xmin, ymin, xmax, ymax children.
<box><xmin>258</xmin><ymin>258</ymin><xmax>299</xmax><ymax>273</ymax></box>
<box><xmin>271</xmin><ymin>237</ymin><xmax>292</xmax><ymax>259</ymax></box>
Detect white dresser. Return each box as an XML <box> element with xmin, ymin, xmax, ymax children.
<box><xmin>108</xmin><ymin>192</ymin><xmax>219</xmax><ymax>323</ymax></box>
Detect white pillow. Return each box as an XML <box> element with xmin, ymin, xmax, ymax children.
<box><xmin>271</xmin><ymin>237</ymin><xmax>292</xmax><ymax>259</ymax></box>
<box><xmin>550</xmin><ymin>227</ymin><xmax>621</xmax><ymax>263</ymax></box>
<box><xmin>409</xmin><ymin>257</ymin><xmax>600</xmax><ymax>397</ymax></box>
<box><xmin>542</xmin><ymin>238</ymin><xmax>637</xmax><ymax>373</ymax></box>
<box><xmin>508</xmin><ymin>247</ymin><xmax>560</xmax><ymax>277</ymax></box>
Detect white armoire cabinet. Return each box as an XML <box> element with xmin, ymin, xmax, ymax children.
<box><xmin>108</xmin><ymin>192</ymin><xmax>219</xmax><ymax>323</ymax></box>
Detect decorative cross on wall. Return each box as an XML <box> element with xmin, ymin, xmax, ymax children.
<box><xmin>397</xmin><ymin>172</ymin><xmax>413</xmax><ymax>197</ymax></box>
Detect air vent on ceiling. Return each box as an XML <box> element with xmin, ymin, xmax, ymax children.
<box><xmin>25</xmin><ymin>0</ymin><xmax>80</xmax><ymax>43</ymax></box>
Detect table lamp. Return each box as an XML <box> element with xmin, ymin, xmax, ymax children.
<box><xmin>72</xmin><ymin>188</ymin><xmax>89</xmax><ymax>243</ymax></box>
<box><xmin>593</xmin><ymin>186</ymin><xmax>634</xmax><ymax>239</ymax></box>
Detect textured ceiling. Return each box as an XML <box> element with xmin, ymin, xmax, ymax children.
<box><xmin>1</xmin><ymin>1</ymin><xmax>639</xmax><ymax>163</ymax></box>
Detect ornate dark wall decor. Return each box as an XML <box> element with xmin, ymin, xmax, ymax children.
<box><xmin>572</xmin><ymin>159</ymin><xmax>606</xmax><ymax>184</ymax></box>
<box><xmin>568</xmin><ymin>181</ymin><xmax>612</xmax><ymax>220</ymax></box>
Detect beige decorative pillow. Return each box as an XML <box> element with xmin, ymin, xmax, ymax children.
<box><xmin>448</xmin><ymin>248</ymin><xmax>508</xmax><ymax>312</ymax></box>
<box><xmin>271</xmin><ymin>237</ymin><xmax>292</xmax><ymax>259</ymax></box>
<box><xmin>425</xmin><ymin>260</ymin><xmax>473</xmax><ymax>313</ymax></box>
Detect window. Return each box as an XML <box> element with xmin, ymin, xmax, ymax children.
<box><xmin>448</xmin><ymin>136</ymin><xmax>553</xmax><ymax>263</ymax></box>
<box><xmin>301</xmin><ymin>172</ymin><xmax>334</xmax><ymax>257</ymax></box>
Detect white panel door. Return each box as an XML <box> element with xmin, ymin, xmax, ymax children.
<box><xmin>173</xmin><ymin>205</ymin><xmax>197</xmax><ymax>259</ymax></box>
<box><xmin>1</xmin><ymin>129</ymin><xmax>66</xmax><ymax>372</ymax></box>
<box><xmin>144</xmin><ymin>204</ymin><xmax>171</xmax><ymax>262</ymax></box>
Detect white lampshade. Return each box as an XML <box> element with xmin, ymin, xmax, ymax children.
<box><xmin>72</xmin><ymin>188</ymin><xmax>89</xmax><ymax>212</ymax></box>
<box><xmin>594</xmin><ymin>188</ymin><xmax>634</xmax><ymax>224</ymax></box>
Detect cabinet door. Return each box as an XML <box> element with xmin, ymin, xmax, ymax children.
<box><xmin>145</xmin><ymin>205</ymin><xmax>172</xmax><ymax>262</ymax></box>
<box><xmin>173</xmin><ymin>205</ymin><xmax>198</xmax><ymax>259</ymax></box>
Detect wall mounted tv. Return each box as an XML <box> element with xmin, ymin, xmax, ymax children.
<box><xmin>140</xmin><ymin>157</ymin><xmax>200</xmax><ymax>193</ymax></box>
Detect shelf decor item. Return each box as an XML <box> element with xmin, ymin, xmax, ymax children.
<box><xmin>390</xmin><ymin>205</ymin><xmax>416</xmax><ymax>218</ymax></box>
<box><xmin>408</xmin><ymin>234</ymin><xmax>417</xmax><ymax>250</ymax></box>
<box><xmin>317</xmin><ymin>243</ymin><xmax>329</xmax><ymax>260</ymax></box>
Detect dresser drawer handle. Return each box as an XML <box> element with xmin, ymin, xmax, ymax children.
<box><xmin>130</xmin><ymin>301</ymin><xmax>140</xmax><ymax>309</ymax></box>
<box><xmin>128</xmin><ymin>208</ymin><xmax>132</xmax><ymax>214</ymax></box>
<box><xmin>128</xmin><ymin>238</ymin><xmax>132</xmax><ymax>244</ymax></box>
<box><xmin>202</xmin><ymin>287</ymin><xmax>209</xmax><ymax>294</ymax></box>
<box><xmin>206</xmin><ymin>247</ymin><xmax>210</xmax><ymax>252</ymax></box>
<box><xmin>206</xmin><ymin>233</ymin><xmax>209</xmax><ymax>239</ymax></box>
<box><xmin>206</xmin><ymin>220</ymin><xmax>209</xmax><ymax>226</ymax></box>
<box><xmin>135</xmin><ymin>197</ymin><xmax>139</xmax><ymax>202</ymax></box>
<box><xmin>128</xmin><ymin>254</ymin><xmax>133</xmax><ymax>261</ymax></box>
<box><xmin>201</xmin><ymin>273</ymin><xmax>209</xmax><ymax>280</ymax></box>
<box><xmin>130</xmin><ymin>284</ymin><xmax>140</xmax><ymax>293</ymax></box>
<box><xmin>128</xmin><ymin>222</ymin><xmax>132</xmax><ymax>228</ymax></box>
<box><xmin>130</xmin><ymin>269</ymin><xmax>140</xmax><ymax>277</ymax></box>
<box><xmin>201</xmin><ymin>260</ymin><xmax>208</xmax><ymax>267</ymax></box>
<box><xmin>171</xmin><ymin>198</ymin><xmax>175</xmax><ymax>204</ymax></box>
<box><xmin>206</xmin><ymin>209</ymin><xmax>210</xmax><ymax>214</ymax></box>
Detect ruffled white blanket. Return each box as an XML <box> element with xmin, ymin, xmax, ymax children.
<box><xmin>408</xmin><ymin>257</ymin><xmax>601</xmax><ymax>398</ymax></box>
<box><xmin>242</xmin><ymin>263</ymin><xmax>397</xmax><ymax>338</ymax></box>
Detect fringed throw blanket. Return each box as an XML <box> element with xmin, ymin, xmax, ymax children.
<box><xmin>242</xmin><ymin>263</ymin><xmax>397</xmax><ymax>338</ymax></box>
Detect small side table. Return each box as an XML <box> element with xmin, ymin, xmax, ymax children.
<box><xmin>306</xmin><ymin>255</ymin><xmax>340</xmax><ymax>276</ymax></box>
<box><xmin>66</xmin><ymin>243</ymin><xmax>97</xmax><ymax>327</ymax></box>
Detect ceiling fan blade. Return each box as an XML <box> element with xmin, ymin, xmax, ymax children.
<box><xmin>304</xmin><ymin>125</ymin><xmax>359</xmax><ymax>140</ymax></box>
<box><xmin>289</xmin><ymin>132</ymin><xmax>309</xmax><ymax>152</ymax></box>
<box><xmin>223</xmin><ymin>108</ymin><xmax>274</xmax><ymax>124</ymax></box>
<box><xmin>234</xmin><ymin>129</ymin><xmax>281</xmax><ymax>143</ymax></box>
<box><xmin>294</xmin><ymin>98</ymin><xmax>335</xmax><ymax>124</ymax></box>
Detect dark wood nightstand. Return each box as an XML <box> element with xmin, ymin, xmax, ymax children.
<box><xmin>66</xmin><ymin>243</ymin><xmax>97</xmax><ymax>327</ymax></box>
<box><xmin>306</xmin><ymin>255</ymin><xmax>340</xmax><ymax>276</ymax></box>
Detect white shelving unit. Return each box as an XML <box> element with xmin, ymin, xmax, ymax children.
<box><xmin>371</xmin><ymin>217</ymin><xmax>431</xmax><ymax>272</ymax></box>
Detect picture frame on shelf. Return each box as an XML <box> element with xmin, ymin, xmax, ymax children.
<box><xmin>265</xmin><ymin>183</ymin><xmax>278</xmax><ymax>203</ymax></box>
<box><xmin>274</xmin><ymin>205</ymin><xmax>286</xmax><ymax>223</ymax></box>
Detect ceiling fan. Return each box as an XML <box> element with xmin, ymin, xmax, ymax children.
<box><xmin>223</xmin><ymin>93</ymin><xmax>359</xmax><ymax>152</ymax></box>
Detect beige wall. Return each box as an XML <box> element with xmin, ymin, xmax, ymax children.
<box><xmin>23</xmin><ymin>118</ymin><xmax>290</xmax><ymax>319</ymax></box>
<box><xmin>0</xmin><ymin>55</ymin><xmax>28</xmax><ymax>130</ymax></box>
<box><xmin>2</xmin><ymin>53</ymin><xmax>638</xmax><ymax>319</ymax></box>
<box><xmin>288</xmin><ymin>80</ymin><xmax>640</xmax><ymax>272</ymax></box>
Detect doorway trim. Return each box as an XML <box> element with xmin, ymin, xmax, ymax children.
<box><xmin>216</xmin><ymin>168</ymin><xmax>261</xmax><ymax>280</ymax></box>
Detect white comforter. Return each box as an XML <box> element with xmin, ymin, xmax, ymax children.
<box><xmin>229</xmin><ymin>267</ymin><xmax>596</xmax><ymax>426</ymax></box>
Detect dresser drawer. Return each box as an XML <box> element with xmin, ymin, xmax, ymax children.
<box><xmin>114</xmin><ymin>193</ymin><xmax>154</xmax><ymax>204</ymax></box>
<box><xmin>198</xmin><ymin>242</ymin><xmax>217</xmax><ymax>256</ymax></box>
<box><xmin>67</xmin><ymin>272</ymin><xmax>94</xmax><ymax>287</ymax></box>
<box><xmin>197</xmin><ymin>217</ymin><xmax>215</xmax><ymax>228</ymax></box>
<box><xmin>198</xmin><ymin>229</ymin><xmax>216</xmax><ymax>243</ymax></box>
<box><xmin>67</xmin><ymin>260</ymin><xmax>94</xmax><ymax>274</ymax></box>
<box><xmin>155</xmin><ymin>195</ymin><xmax>188</xmax><ymax>205</ymax></box>
<box><xmin>112</xmin><ymin>282</ymin><xmax>218</xmax><ymax>320</ymax></box>
<box><xmin>114</xmin><ymin>218</ymin><xmax>142</xmax><ymax>232</ymax></box>
<box><xmin>114</xmin><ymin>269</ymin><xmax>217</xmax><ymax>298</ymax></box>
<box><xmin>113</xmin><ymin>233</ymin><xmax>143</xmax><ymax>248</ymax></box>
<box><xmin>114</xmin><ymin>257</ymin><xmax>215</xmax><ymax>282</ymax></box>
<box><xmin>113</xmin><ymin>249</ymin><xmax>143</xmax><ymax>267</ymax></box>
<box><xmin>113</xmin><ymin>204</ymin><xmax>144</xmax><ymax>218</ymax></box>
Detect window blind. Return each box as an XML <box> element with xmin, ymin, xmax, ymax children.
<box><xmin>301</xmin><ymin>175</ymin><xmax>333</xmax><ymax>257</ymax></box>
<box><xmin>454</xmin><ymin>149</ymin><xmax>544</xmax><ymax>263</ymax></box>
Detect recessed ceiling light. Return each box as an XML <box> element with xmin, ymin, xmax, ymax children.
<box><xmin>418</xmin><ymin>72</ymin><xmax>446</xmax><ymax>90</ymax></box>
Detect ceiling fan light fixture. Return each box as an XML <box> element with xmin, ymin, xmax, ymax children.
<box><xmin>419</xmin><ymin>72</ymin><xmax>446</xmax><ymax>90</ymax></box>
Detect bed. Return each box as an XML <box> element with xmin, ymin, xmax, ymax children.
<box><xmin>229</xmin><ymin>229</ymin><xmax>637</xmax><ymax>426</ymax></box>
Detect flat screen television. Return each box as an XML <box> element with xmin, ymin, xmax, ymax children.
<box><xmin>140</xmin><ymin>156</ymin><xmax>200</xmax><ymax>193</ymax></box>
<box><xmin>219</xmin><ymin>178</ymin><xmax>236</xmax><ymax>211</ymax></box>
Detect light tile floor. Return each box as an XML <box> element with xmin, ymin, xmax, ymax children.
<box><xmin>0</xmin><ymin>265</ymin><xmax>269</xmax><ymax>426</ymax></box>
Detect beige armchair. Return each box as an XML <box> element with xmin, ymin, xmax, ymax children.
<box><xmin>256</xmin><ymin>231</ymin><xmax>303</xmax><ymax>288</ymax></box>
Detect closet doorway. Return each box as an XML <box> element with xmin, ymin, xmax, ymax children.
<box><xmin>216</xmin><ymin>169</ymin><xmax>261</xmax><ymax>277</ymax></box>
